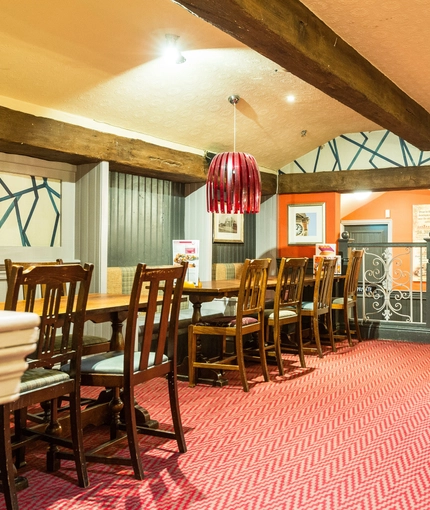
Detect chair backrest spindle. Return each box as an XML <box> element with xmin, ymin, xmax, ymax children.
<box><xmin>123</xmin><ymin>262</ymin><xmax>188</xmax><ymax>378</ymax></box>
<box><xmin>237</xmin><ymin>258</ymin><xmax>270</xmax><ymax>323</ymax></box>
<box><xmin>345</xmin><ymin>249</ymin><xmax>364</xmax><ymax>299</ymax></box>
<box><xmin>5</xmin><ymin>258</ymin><xmax>67</xmax><ymax>300</ymax></box>
<box><xmin>4</xmin><ymin>263</ymin><xmax>94</xmax><ymax>370</ymax></box>
<box><xmin>314</xmin><ymin>257</ymin><xmax>337</xmax><ymax>311</ymax></box>
<box><xmin>276</xmin><ymin>257</ymin><xmax>309</xmax><ymax>311</ymax></box>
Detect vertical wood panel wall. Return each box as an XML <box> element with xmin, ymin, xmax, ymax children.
<box><xmin>108</xmin><ymin>172</ymin><xmax>185</xmax><ymax>266</ymax></box>
<box><xmin>108</xmin><ymin>173</ymin><xmax>269</xmax><ymax>278</ymax></box>
<box><xmin>184</xmin><ymin>184</ymin><xmax>213</xmax><ymax>280</ymax></box>
<box><xmin>75</xmin><ymin>161</ymin><xmax>110</xmax><ymax>339</ymax></box>
<box><xmin>75</xmin><ymin>162</ymin><xmax>109</xmax><ymax>292</ymax></box>
<box><xmin>256</xmin><ymin>196</ymin><xmax>278</xmax><ymax>275</ymax></box>
<box><xmin>184</xmin><ymin>185</ymin><xmax>270</xmax><ymax>277</ymax></box>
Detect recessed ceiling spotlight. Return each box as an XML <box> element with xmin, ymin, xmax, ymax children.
<box><xmin>164</xmin><ymin>34</ymin><xmax>186</xmax><ymax>64</ymax></box>
<box><xmin>286</xmin><ymin>95</ymin><xmax>295</xmax><ymax>103</ymax></box>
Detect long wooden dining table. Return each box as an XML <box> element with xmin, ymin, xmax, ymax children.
<box><xmin>2</xmin><ymin>292</ymin><xmax>153</xmax><ymax>351</ymax></box>
<box><xmin>181</xmin><ymin>275</ymin><xmax>345</xmax><ymax>323</ymax></box>
<box><xmin>1</xmin><ymin>292</ymin><xmax>162</xmax><ymax>431</ymax></box>
<box><xmin>182</xmin><ymin>276</ymin><xmax>278</xmax><ymax>323</ymax></box>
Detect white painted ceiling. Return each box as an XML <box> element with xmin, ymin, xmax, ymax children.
<box><xmin>0</xmin><ymin>0</ymin><xmax>428</xmax><ymax>172</ymax></box>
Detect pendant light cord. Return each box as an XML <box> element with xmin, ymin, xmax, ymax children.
<box><xmin>233</xmin><ymin>102</ymin><xmax>237</xmax><ymax>152</ymax></box>
<box><xmin>228</xmin><ymin>94</ymin><xmax>240</xmax><ymax>152</ymax></box>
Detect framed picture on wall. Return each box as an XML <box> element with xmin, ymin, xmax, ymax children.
<box><xmin>288</xmin><ymin>203</ymin><xmax>325</xmax><ymax>245</ymax></box>
<box><xmin>213</xmin><ymin>213</ymin><xmax>244</xmax><ymax>243</ymax></box>
<box><xmin>0</xmin><ymin>171</ymin><xmax>61</xmax><ymax>247</ymax></box>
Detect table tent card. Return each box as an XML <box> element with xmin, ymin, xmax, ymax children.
<box><xmin>313</xmin><ymin>243</ymin><xmax>342</xmax><ymax>274</ymax></box>
<box><xmin>173</xmin><ymin>240</ymin><xmax>200</xmax><ymax>285</ymax></box>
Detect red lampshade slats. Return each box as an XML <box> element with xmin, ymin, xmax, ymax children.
<box><xmin>206</xmin><ymin>152</ymin><xmax>261</xmax><ymax>213</ymax></box>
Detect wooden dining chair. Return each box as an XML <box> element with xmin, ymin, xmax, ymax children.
<box><xmin>301</xmin><ymin>257</ymin><xmax>337</xmax><ymax>357</ymax></box>
<box><xmin>4</xmin><ymin>259</ymin><xmax>111</xmax><ymax>356</ymax></box>
<box><xmin>188</xmin><ymin>258</ymin><xmax>271</xmax><ymax>392</ymax></box>
<box><xmin>4</xmin><ymin>259</ymin><xmax>67</xmax><ymax>299</ymax></box>
<box><xmin>264</xmin><ymin>257</ymin><xmax>309</xmax><ymax>373</ymax></box>
<box><xmin>1</xmin><ymin>263</ymin><xmax>93</xmax><ymax>510</ymax></box>
<box><xmin>60</xmin><ymin>262</ymin><xmax>188</xmax><ymax>481</ymax></box>
<box><xmin>331</xmin><ymin>249</ymin><xmax>364</xmax><ymax>346</ymax></box>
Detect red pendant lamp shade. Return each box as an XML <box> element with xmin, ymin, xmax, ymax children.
<box><xmin>206</xmin><ymin>151</ymin><xmax>261</xmax><ymax>213</ymax></box>
<box><xmin>206</xmin><ymin>95</ymin><xmax>261</xmax><ymax>214</ymax></box>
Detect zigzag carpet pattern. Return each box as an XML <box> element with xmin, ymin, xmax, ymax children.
<box><xmin>2</xmin><ymin>339</ymin><xmax>430</xmax><ymax>510</ymax></box>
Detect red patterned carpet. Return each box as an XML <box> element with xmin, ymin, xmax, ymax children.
<box><xmin>2</xmin><ymin>339</ymin><xmax>430</xmax><ymax>510</ymax></box>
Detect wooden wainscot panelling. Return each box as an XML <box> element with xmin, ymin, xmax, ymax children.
<box><xmin>278</xmin><ymin>166</ymin><xmax>430</xmax><ymax>194</ymax></box>
<box><xmin>174</xmin><ymin>0</ymin><xmax>430</xmax><ymax>150</ymax></box>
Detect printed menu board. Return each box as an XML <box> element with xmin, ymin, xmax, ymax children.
<box><xmin>172</xmin><ymin>240</ymin><xmax>199</xmax><ymax>285</ymax></box>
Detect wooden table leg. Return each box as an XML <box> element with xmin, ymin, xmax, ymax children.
<box><xmin>177</xmin><ymin>298</ymin><xmax>229</xmax><ymax>386</ymax></box>
<box><xmin>177</xmin><ymin>355</ymin><xmax>229</xmax><ymax>387</ymax></box>
<box><xmin>0</xmin><ymin>475</ymin><xmax>29</xmax><ymax>495</ymax></box>
<box><xmin>85</xmin><ymin>311</ymin><xmax>158</xmax><ymax>428</ymax></box>
<box><xmin>88</xmin><ymin>389</ymin><xmax>159</xmax><ymax>429</ymax></box>
<box><xmin>190</xmin><ymin>300</ymin><xmax>202</xmax><ymax>324</ymax></box>
<box><xmin>109</xmin><ymin>313</ymin><xmax>125</xmax><ymax>351</ymax></box>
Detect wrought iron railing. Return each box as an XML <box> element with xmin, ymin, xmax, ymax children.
<box><xmin>338</xmin><ymin>240</ymin><xmax>428</xmax><ymax>326</ymax></box>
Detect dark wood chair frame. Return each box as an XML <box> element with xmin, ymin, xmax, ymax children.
<box><xmin>4</xmin><ymin>259</ymin><xmax>110</xmax><ymax>356</ymax></box>
<box><xmin>1</xmin><ymin>263</ymin><xmax>93</xmax><ymax>510</ymax></box>
<box><xmin>58</xmin><ymin>262</ymin><xmax>188</xmax><ymax>481</ymax></box>
<box><xmin>4</xmin><ymin>259</ymin><xmax>67</xmax><ymax>299</ymax></box>
<box><xmin>301</xmin><ymin>257</ymin><xmax>337</xmax><ymax>357</ymax></box>
<box><xmin>332</xmin><ymin>249</ymin><xmax>364</xmax><ymax>345</ymax></box>
<box><xmin>265</xmin><ymin>257</ymin><xmax>309</xmax><ymax>372</ymax></box>
<box><xmin>188</xmin><ymin>258</ymin><xmax>271</xmax><ymax>392</ymax></box>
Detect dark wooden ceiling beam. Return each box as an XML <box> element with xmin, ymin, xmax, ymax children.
<box><xmin>174</xmin><ymin>0</ymin><xmax>430</xmax><ymax>151</ymax></box>
<box><xmin>278</xmin><ymin>166</ymin><xmax>430</xmax><ymax>194</ymax></box>
<box><xmin>0</xmin><ymin>105</ymin><xmax>206</xmax><ymax>183</ymax></box>
<box><xmin>260</xmin><ymin>171</ymin><xmax>277</xmax><ymax>196</ymax></box>
<box><xmin>0</xmin><ymin>105</ymin><xmax>277</xmax><ymax>194</ymax></box>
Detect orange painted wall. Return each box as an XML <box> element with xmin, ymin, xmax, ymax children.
<box><xmin>278</xmin><ymin>192</ymin><xmax>341</xmax><ymax>259</ymax></box>
<box><xmin>341</xmin><ymin>189</ymin><xmax>430</xmax><ymax>291</ymax></box>
<box><xmin>342</xmin><ymin>189</ymin><xmax>430</xmax><ymax>241</ymax></box>
<box><xmin>277</xmin><ymin>189</ymin><xmax>430</xmax><ymax>259</ymax></box>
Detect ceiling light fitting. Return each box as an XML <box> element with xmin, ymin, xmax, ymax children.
<box><xmin>164</xmin><ymin>34</ymin><xmax>186</xmax><ymax>64</ymax></box>
<box><xmin>206</xmin><ymin>95</ymin><xmax>261</xmax><ymax>214</ymax></box>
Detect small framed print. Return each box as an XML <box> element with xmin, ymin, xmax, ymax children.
<box><xmin>213</xmin><ymin>213</ymin><xmax>244</xmax><ymax>243</ymax></box>
<box><xmin>288</xmin><ymin>203</ymin><xmax>326</xmax><ymax>245</ymax></box>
